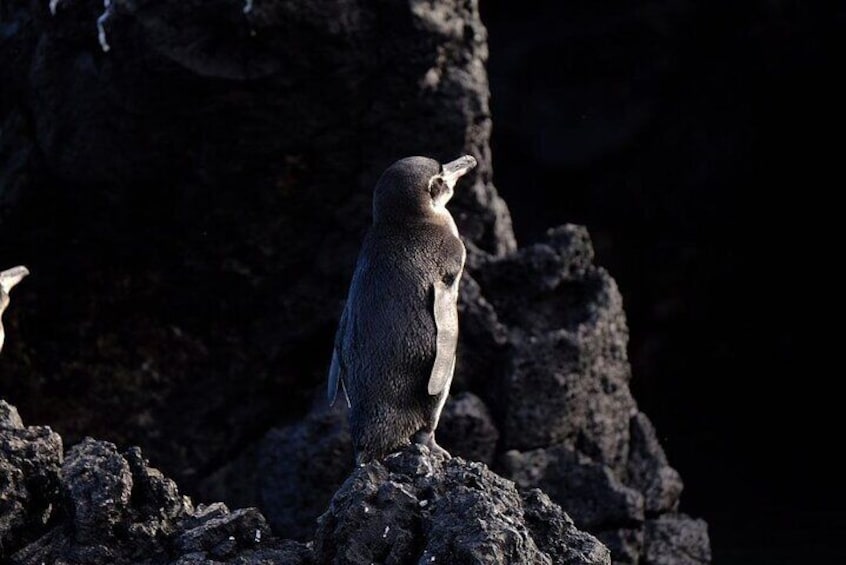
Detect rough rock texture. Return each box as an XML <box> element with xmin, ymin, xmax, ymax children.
<box><xmin>258</xmin><ymin>404</ymin><xmax>354</xmax><ymax>541</ymax></box>
<box><xmin>627</xmin><ymin>412</ymin><xmax>683</xmax><ymax>515</ymax></box>
<box><xmin>473</xmin><ymin>225</ymin><xmax>706</xmax><ymax>563</ymax></box>
<box><xmin>255</xmin><ymin>225</ymin><xmax>710</xmax><ymax>563</ymax></box>
<box><xmin>0</xmin><ymin>400</ymin><xmax>63</xmax><ymax>556</ymax></box>
<box><xmin>2</xmin><ymin>405</ymin><xmax>310</xmax><ymax>564</ymax></box>
<box><xmin>643</xmin><ymin>514</ymin><xmax>712</xmax><ymax>565</ymax></box>
<box><xmin>0</xmin><ymin>0</ymin><xmax>513</xmax><ymax>485</ymax></box>
<box><xmin>0</xmin><ymin>0</ymin><xmax>709</xmax><ymax>562</ymax></box>
<box><xmin>255</xmin><ymin>391</ymin><xmax>499</xmax><ymax>541</ymax></box>
<box><xmin>314</xmin><ymin>443</ymin><xmax>609</xmax><ymax>565</ymax></box>
<box><xmin>502</xmin><ymin>444</ymin><xmax>644</xmax><ymax>531</ymax></box>
<box><xmin>432</xmin><ymin>391</ymin><xmax>499</xmax><ymax>466</ymax></box>
<box><xmin>0</xmin><ymin>404</ymin><xmax>610</xmax><ymax>564</ymax></box>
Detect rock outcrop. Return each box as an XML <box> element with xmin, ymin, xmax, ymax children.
<box><xmin>1</xmin><ymin>402</ymin><xmax>606</xmax><ymax>564</ymax></box>
<box><xmin>0</xmin><ymin>0</ymin><xmax>512</xmax><ymax>482</ymax></box>
<box><xmin>315</xmin><ymin>443</ymin><xmax>608</xmax><ymax>565</ymax></box>
<box><xmin>254</xmin><ymin>225</ymin><xmax>710</xmax><ymax>563</ymax></box>
<box><xmin>0</xmin><ymin>0</ymin><xmax>709</xmax><ymax>562</ymax></box>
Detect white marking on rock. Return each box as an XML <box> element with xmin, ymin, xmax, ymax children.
<box><xmin>97</xmin><ymin>0</ymin><xmax>112</xmax><ymax>52</ymax></box>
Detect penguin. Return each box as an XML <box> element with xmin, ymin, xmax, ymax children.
<box><xmin>328</xmin><ymin>155</ymin><xmax>476</xmax><ymax>463</ymax></box>
<box><xmin>0</xmin><ymin>266</ymin><xmax>29</xmax><ymax>353</ymax></box>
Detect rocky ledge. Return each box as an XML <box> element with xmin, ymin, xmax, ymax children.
<box><xmin>1</xmin><ymin>0</ymin><xmax>710</xmax><ymax>562</ymax></box>
<box><xmin>1</xmin><ymin>400</ymin><xmax>607</xmax><ymax>564</ymax></box>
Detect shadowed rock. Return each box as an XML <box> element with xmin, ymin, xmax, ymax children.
<box><xmin>626</xmin><ymin>412</ymin><xmax>683</xmax><ymax>515</ymax></box>
<box><xmin>0</xmin><ymin>0</ymin><xmax>513</xmax><ymax>484</ymax></box>
<box><xmin>643</xmin><ymin>514</ymin><xmax>711</xmax><ymax>565</ymax></box>
<box><xmin>434</xmin><ymin>391</ymin><xmax>500</xmax><ymax>465</ymax></box>
<box><xmin>1</xmin><ymin>403</ymin><xmax>617</xmax><ymax>564</ymax></box>
<box><xmin>476</xmin><ymin>225</ymin><xmax>634</xmax><ymax>469</ymax></box>
<box><xmin>0</xmin><ymin>400</ymin><xmax>63</xmax><ymax>557</ymax></box>
<box><xmin>502</xmin><ymin>444</ymin><xmax>644</xmax><ymax>530</ymax></box>
<box><xmin>3</xmin><ymin>406</ymin><xmax>311</xmax><ymax>564</ymax></box>
<box><xmin>240</xmin><ymin>224</ymin><xmax>709</xmax><ymax>564</ymax></box>
<box><xmin>258</xmin><ymin>405</ymin><xmax>354</xmax><ymax>541</ymax></box>
<box><xmin>0</xmin><ymin>0</ymin><xmax>709</xmax><ymax>562</ymax></box>
<box><xmin>314</xmin><ymin>443</ymin><xmax>609</xmax><ymax>565</ymax></box>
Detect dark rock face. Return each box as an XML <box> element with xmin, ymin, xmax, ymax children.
<box><xmin>434</xmin><ymin>391</ymin><xmax>499</xmax><ymax>465</ymax></box>
<box><xmin>502</xmin><ymin>444</ymin><xmax>644</xmax><ymax>531</ymax></box>
<box><xmin>256</xmin><ymin>225</ymin><xmax>710</xmax><ymax>563</ymax></box>
<box><xmin>627</xmin><ymin>412</ymin><xmax>683</xmax><ymax>515</ymax></box>
<box><xmin>255</xmin><ymin>391</ymin><xmax>501</xmax><ymax>541</ymax></box>
<box><xmin>0</xmin><ymin>400</ymin><xmax>63</xmax><ymax>556</ymax></box>
<box><xmin>2</xmin><ymin>407</ymin><xmax>310</xmax><ymax>565</ymax></box>
<box><xmin>1</xmin><ymin>0</ymin><xmax>709</xmax><ymax>562</ymax></box>
<box><xmin>643</xmin><ymin>514</ymin><xmax>712</xmax><ymax>565</ymax></box>
<box><xmin>258</xmin><ymin>404</ymin><xmax>354</xmax><ymax>541</ymax></box>
<box><xmin>1</xmin><ymin>404</ymin><xmax>610</xmax><ymax>565</ymax></box>
<box><xmin>472</xmin><ymin>225</ymin><xmax>706</xmax><ymax>563</ymax></box>
<box><xmin>474</xmin><ymin>224</ymin><xmax>634</xmax><ymax>466</ymax></box>
<box><xmin>0</xmin><ymin>0</ymin><xmax>512</xmax><ymax>484</ymax></box>
<box><xmin>314</xmin><ymin>443</ymin><xmax>609</xmax><ymax>565</ymax></box>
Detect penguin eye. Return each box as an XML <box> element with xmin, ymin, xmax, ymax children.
<box><xmin>430</xmin><ymin>176</ymin><xmax>446</xmax><ymax>197</ymax></box>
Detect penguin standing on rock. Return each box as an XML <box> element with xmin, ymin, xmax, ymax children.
<box><xmin>328</xmin><ymin>155</ymin><xmax>476</xmax><ymax>464</ymax></box>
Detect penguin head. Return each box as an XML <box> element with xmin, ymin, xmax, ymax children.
<box><xmin>372</xmin><ymin>155</ymin><xmax>477</xmax><ymax>224</ymax></box>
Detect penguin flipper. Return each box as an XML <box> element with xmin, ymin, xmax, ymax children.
<box><xmin>328</xmin><ymin>348</ymin><xmax>351</xmax><ymax>408</ymax></box>
<box><xmin>429</xmin><ymin>279</ymin><xmax>459</xmax><ymax>395</ymax></box>
<box><xmin>328</xmin><ymin>306</ymin><xmax>351</xmax><ymax>408</ymax></box>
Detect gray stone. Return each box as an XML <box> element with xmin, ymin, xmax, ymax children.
<box><xmin>0</xmin><ymin>416</ymin><xmax>62</xmax><ymax>556</ymax></box>
<box><xmin>0</xmin><ymin>401</ymin><xmax>23</xmax><ymax>429</ymax></box>
<box><xmin>174</xmin><ymin>507</ymin><xmax>271</xmax><ymax>557</ymax></box>
<box><xmin>502</xmin><ymin>444</ymin><xmax>644</xmax><ymax>530</ymax></box>
<box><xmin>259</xmin><ymin>405</ymin><xmax>354</xmax><ymax>541</ymax></box>
<box><xmin>643</xmin><ymin>514</ymin><xmax>711</xmax><ymax>565</ymax></box>
<box><xmin>0</xmin><ymin>0</ymin><xmax>516</xmax><ymax>489</ymax></box>
<box><xmin>523</xmin><ymin>488</ymin><xmax>614</xmax><ymax>565</ymax></box>
<box><xmin>595</xmin><ymin>528</ymin><xmax>644</xmax><ymax>564</ymax></box>
<box><xmin>196</xmin><ymin>442</ymin><xmax>261</xmax><ymax>512</ymax></box>
<box><xmin>61</xmin><ymin>438</ymin><xmax>134</xmax><ymax>545</ymax></box>
<box><xmin>0</xmin><ymin>0</ymin><xmax>710</xmax><ymax>562</ymax></box>
<box><xmin>315</xmin><ymin>443</ymin><xmax>609</xmax><ymax>565</ymax></box>
<box><xmin>437</xmin><ymin>392</ymin><xmax>500</xmax><ymax>465</ymax></box>
<box><xmin>626</xmin><ymin>413</ymin><xmax>683</xmax><ymax>515</ymax></box>
<box><xmin>0</xmin><ymin>404</ymin><xmax>313</xmax><ymax>564</ymax></box>
<box><xmin>455</xmin><ymin>272</ymin><xmax>509</xmax><ymax>394</ymax></box>
<box><xmin>476</xmin><ymin>225</ymin><xmax>635</xmax><ymax>471</ymax></box>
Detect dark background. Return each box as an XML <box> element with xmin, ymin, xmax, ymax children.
<box><xmin>482</xmin><ymin>1</ymin><xmax>842</xmax><ymax>563</ymax></box>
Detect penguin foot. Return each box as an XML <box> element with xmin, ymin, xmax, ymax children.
<box><xmin>427</xmin><ymin>440</ymin><xmax>451</xmax><ymax>460</ymax></box>
<box><xmin>413</xmin><ymin>430</ymin><xmax>451</xmax><ymax>460</ymax></box>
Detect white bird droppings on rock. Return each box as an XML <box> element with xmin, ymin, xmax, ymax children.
<box><xmin>97</xmin><ymin>0</ymin><xmax>112</xmax><ymax>52</ymax></box>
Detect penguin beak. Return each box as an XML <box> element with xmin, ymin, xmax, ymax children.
<box><xmin>0</xmin><ymin>266</ymin><xmax>29</xmax><ymax>295</ymax></box>
<box><xmin>441</xmin><ymin>155</ymin><xmax>477</xmax><ymax>190</ymax></box>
